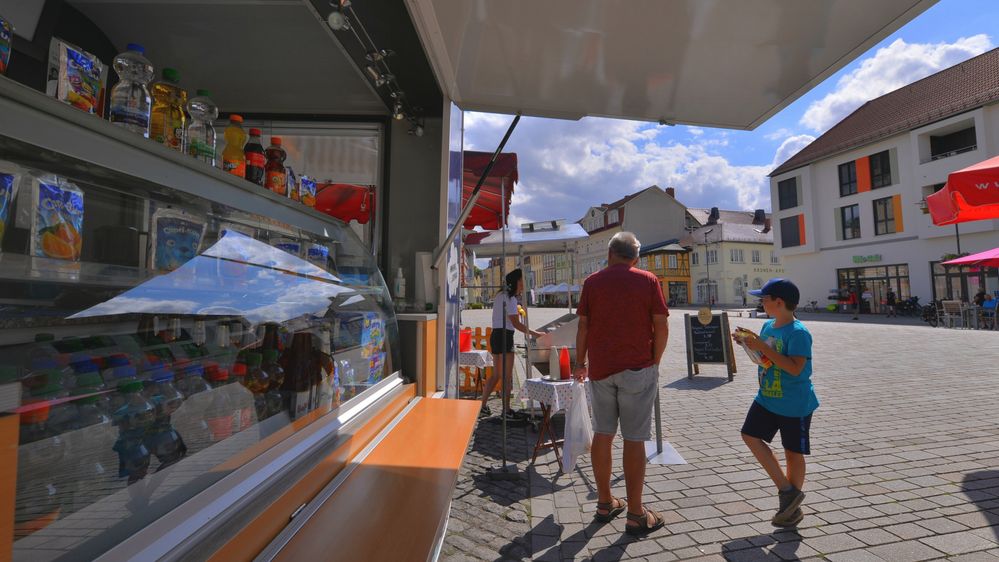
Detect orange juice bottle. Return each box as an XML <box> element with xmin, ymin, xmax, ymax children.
<box><xmin>222</xmin><ymin>115</ymin><xmax>247</xmax><ymax>178</ymax></box>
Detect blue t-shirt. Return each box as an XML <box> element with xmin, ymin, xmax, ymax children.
<box><xmin>754</xmin><ymin>319</ymin><xmax>819</xmax><ymax>417</ymax></box>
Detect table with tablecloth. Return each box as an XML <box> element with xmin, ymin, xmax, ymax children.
<box><xmin>459</xmin><ymin>350</ymin><xmax>493</xmax><ymax>398</ymax></box>
<box><xmin>520</xmin><ymin>378</ymin><xmax>591</xmax><ymax>466</ymax></box>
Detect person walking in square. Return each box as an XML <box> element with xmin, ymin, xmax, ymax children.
<box><xmin>573</xmin><ymin>232</ymin><xmax>669</xmax><ymax>535</ymax></box>
<box><xmin>483</xmin><ymin>269</ymin><xmax>543</xmax><ymax>420</ymax></box>
<box><xmin>886</xmin><ymin>288</ymin><xmax>897</xmax><ymax>318</ymax></box>
<box><xmin>732</xmin><ymin>278</ymin><xmax>819</xmax><ymax>527</ymax></box>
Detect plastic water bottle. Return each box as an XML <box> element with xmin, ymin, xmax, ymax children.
<box><xmin>174</xmin><ymin>360</ymin><xmax>210</xmax><ymax>398</ymax></box>
<box><xmin>185</xmin><ymin>89</ymin><xmax>218</xmax><ymax>166</ymax></box>
<box><xmin>142</xmin><ymin>366</ymin><xmax>187</xmax><ymax>468</ymax></box>
<box><xmin>111</xmin><ymin>380</ymin><xmax>154</xmax><ymax>483</ymax></box>
<box><xmin>109</xmin><ymin>43</ymin><xmax>153</xmax><ymax>137</ymax></box>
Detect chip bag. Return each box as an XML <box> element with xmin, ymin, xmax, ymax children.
<box><xmin>47</xmin><ymin>38</ymin><xmax>107</xmax><ymax>114</ymax></box>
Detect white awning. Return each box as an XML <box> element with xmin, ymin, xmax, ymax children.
<box><xmin>466</xmin><ymin>223</ymin><xmax>588</xmax><ymax>257</ymax></box>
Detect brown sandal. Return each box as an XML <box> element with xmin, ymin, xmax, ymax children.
<box><xmin>593</xmin><ymin>497</ymin><xmax>627</xmax><ymax>522</ymax></box>
<box><xmin>625</xmin><ymin>508</ymin><xmax>665</xmax><ymax>536</ymax></box>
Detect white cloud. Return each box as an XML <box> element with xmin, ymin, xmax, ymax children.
<box><xmin>464</xmin><ymin>113</ymin><xmax>775</xmax><ymax>225</ymax></box>
<box><xmin>801</xmin><ymin>34</ymin><xmax>993</xmax><ymax>133</ymax></box>
<box><xmin>686</xmin><ymin>127</ymin><xmax>705</xmax><ymax>136</ymax></box>
<box><xmin>764</xmin><ymin>128</ymin><xmax>793</xmax><ymax>141</ymax></box>
<box><xmin>772</xmin><ymin>134</ymin><xmax>817</xmax><ymax>170</ymax></box>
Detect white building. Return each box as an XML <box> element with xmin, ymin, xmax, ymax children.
<box><xmin>769</xmin><ymin>48</ymin><xmax>999</xmax><ymax>312</ymax></box>
<box><xmin>574</xmin><ymin>185</ymin><xmax>689</xmax><ymax>284</ymax></box>
<box><xmin>683</xmin><ymin>209</ymin><xmax>782</xmax><ymax>306</ymax></box>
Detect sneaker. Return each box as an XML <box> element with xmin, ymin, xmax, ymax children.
<box><xmin>774</xmin><ymin>486</ymin><xmax>805</xmax><ymax>522</ymax></box>
<box><xmin>478</xmin><ymin>405</ymin><xmax>492</xmax><ymax>418</ymax></box>
<box><xmin>772</xmin><ymin>508</ymin><xmax>803</xmax><ymax>528</ymax></box>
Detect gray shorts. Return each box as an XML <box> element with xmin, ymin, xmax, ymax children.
<box><xmin>590</xmin><ymin>365</ymin><xmax>659</xmax><ymax>441</ymax></box>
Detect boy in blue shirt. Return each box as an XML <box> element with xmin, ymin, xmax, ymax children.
<box><xmin>732</xmin><ymin>278</ymin><xmax>819</xmax><ymax>527</ymax></box>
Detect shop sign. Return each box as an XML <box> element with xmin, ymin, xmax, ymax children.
<box><xmin>852</xmin><ymin>254</ymin><xmax>882</xmax><ymax>264</ymax></box>
<box><xmin>753</xmin><ymin>267</ymin><xmax>784</xmax><ymax>273</ymax></box>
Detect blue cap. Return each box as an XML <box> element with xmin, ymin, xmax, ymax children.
<box><xmin>749</xmin><ymin>278</ymin><xmax>800</xmax><ymax>307</ymax></box>
<box><xmin>114</xmin><ymin>365</ymin><xmax>137</xmax><ymax>379</ymax></box>
<box><xmin>73</xmin><ymin>360</ymin><xmax>100</xmax><ymax>374</ymax></box>
<box><xmin>126</xmin><ymin>43</ymin><xmax>145</xmax><ymax>54</ymax></box>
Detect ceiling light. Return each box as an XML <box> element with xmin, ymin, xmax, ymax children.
<box><xmin>393</xmin><ymin>102</ymin><xmax>405</xmax><ymax>121</ymax></box>
<box><xmin>364</xmin><ymin>65</ymin><xmax>380</xmax><ymax>81</ymax></box>
<box><xmin>375</xmin><ymin>73</ymin><xmax>393</xmax><ymax>87</ymax></box>
<box><xmin>408</xmin><ymin>121</ymin><xmax>425</xmax><ymax>137</ymax></box>
<box><xmin>366</xmin><ymin>49</ymin><xmax>394</xmax><ymax>63</ymax></box>
<box><xmin>327</xmin><ymin>1</ymin><xmax>350</xmax><ymax>30</ymax></box>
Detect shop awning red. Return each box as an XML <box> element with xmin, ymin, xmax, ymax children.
<box><xmin>463</xmin><ymin>151</ymin><xmax>517</xmax><ymax>230</ymax></box>
<box><xmin>315</xmin><ymin>183</ymin><xmax>375</xmax><ymax>225</ymax></box>
<box><xmin>927</xmin><ymin>154</ymin><xmax>999</xmax><ymax>226</ymax></box>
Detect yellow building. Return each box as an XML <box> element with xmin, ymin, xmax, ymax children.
<box><xmin>638</xmin><ymin>241</ymin><xmax>692</xmax><ymax>305</ymax></box>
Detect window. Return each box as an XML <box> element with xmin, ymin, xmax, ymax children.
<box><xmin>930</xmin><ymin>126</ymin><xmax>976</xmax><ymax>160</ymax></box>
<box><xmin>770</xmin><ymin>252</ymin><xmax>780</xmax><ymax>265</ymax></box>
<box><xmin>874</xmin><ymin>196</ymin><xmax>896</xmax><ymax>235</ymax></box>
<box><xmin>730</xmin><ymin>249</ymin><xmax>744</xmax><ymax>263</ymax></box>
<box><xmin>780</xmin><ymin>216</ymin><xmax>802</xmax><ymax>248</ymax></box>
<box><xmin>838</xmin><ymin>161</ymin><xmax>857</xmax><ymax>196</ymax></box>
<box><xmin>668</xmin><ymin>254</ymin><xmax>678</xmax><ymax>269</ymax></box>
<box><xmin>640</xmin><ymin>256</ymin><xmax>649</xmax><ymax>269</ymax></box>
<box><xmin>753</xmin><ymin>277</ymin><xmax>764</xmax><ymax>289</ymax></box>
<box><xmin>734</xmin><ymin>278</ymin><xmax>744</xmax><ymax>297</ymax></box>
<box><xmin>870</xmin><ymin>150</ymin><xmax>891</xmax><ymax>188</ymax></box>
<box><xmin>840</xmin><ymin>204</ymin><xmax>860</xmax><ymax>240</ymax></box>
<box><xmin>691</xmin><ymin>252</ymin><xmax>699</xmax><ymax>265</ymax></box>
<box><xmin>654</xmin><ymin>255</ymin><xmax>662</xmax><ymax>269</ymax></box>
<box><xmin>777</xmin><ymin>177</ymin><xmax>798</xmax><ymax>210</ymax></box>
<box><xmin>707</xmin><ymin>249</ymin><xmax>718</xmax><ymax>264</ymax></box>
<box><xmin>752</xmin><ymin>250</ymin><xmax>761</xmax><ymax>264</ymax></box>
<box><xmin>607</xmin><ymin>209</ymin><xmax>619</xmax><ymax>223</ymax></box>
<box><xmin>696</xmin><ymin>279</ymin><xmax>718</xmax><ymax>304</ymax></box>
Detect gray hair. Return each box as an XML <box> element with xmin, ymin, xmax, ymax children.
<box><xmin>608</xmin><ymin>231</ymin><xmax>641</xmax><ymax>260</ymax></box>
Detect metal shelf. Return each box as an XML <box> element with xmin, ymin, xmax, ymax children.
<box><xmin>0</xmin><ymin>75</ymin><xmax>345</xmax><ymax>239</ymax></box>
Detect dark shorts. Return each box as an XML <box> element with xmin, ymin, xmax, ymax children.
<box><xmin>741</xmin><ymin>401</ymin><xmax>812</xmax><ymax>455</ymax></box>
<box><xmin>489</xmin><ymin>329</ymin><xmax>515</xmax><ymax>354</ymax></box>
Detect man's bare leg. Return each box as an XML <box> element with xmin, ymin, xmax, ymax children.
<box><xmin>623</xmin><ymin>439</ymin><xmax>656</xmax><ymax>526</ymax></box>
<box><xmin>592</xmin><ymin>433</ymin><xmax>614</xmax><ymax>514</ymax></box>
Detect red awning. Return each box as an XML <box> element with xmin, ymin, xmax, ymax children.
<box><xmin>315</xmin><ymin>183</ymin><xmax>375</xmax><ymax>225</ymax></box>
<box><xmin>462</xmin><ymin>151</ymin><xmax>517</xmax><ymax>230</ymax></box>
<box><xmin>927</xmin><ymin>154</ymin><xmax>999</xmax><ymax>225</ymax></box>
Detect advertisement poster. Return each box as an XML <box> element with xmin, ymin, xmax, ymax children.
<box><xmin>444</xmin><ymin>103</ymin><xmax>463</xmax><ymax>397</ymax></box>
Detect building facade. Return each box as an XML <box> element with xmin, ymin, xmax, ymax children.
<box><xmin>769</xmin><ymin>49</ymin><xmax>999</xmax><ymax>311</ymax></box>
<box><xmin>638</xmin><ymin>242</ymin><xmax>692</xmax><ymax>305</ymax></box>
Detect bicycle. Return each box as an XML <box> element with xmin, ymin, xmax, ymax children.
<box><xmin>801</xmin><ymin>300</ymin><xmax>819</xmax><ymax>313</ymax></box>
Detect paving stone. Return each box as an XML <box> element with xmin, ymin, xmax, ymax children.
<box><xmin>919</xmin><ymin>530</ymin><xmax>999</xmax><ymax>555</ymax></box>
<box><xmin>850</xmin><ymin>527</ymin><xmax>900</xmax><ymax>546</ymax></box>
<box><xmin>868</xmin><ymin>540</ymin><xmax>946</xmax><ymax>562</ymax></box>
<box><xmin>804</xmin><ymin>532</ymin><xmax>867</xmax><ymax>554</ymax></box>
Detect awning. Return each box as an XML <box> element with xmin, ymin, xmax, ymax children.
<box><xmin>464</xmin><ymin>222</ymin><xmax>588</xmax><ymax>258</ymax></box>
<box><xmin>927</xmin><ymin>154</ymin><xmax>999</xmax><ymax>225</ymax></box>
<box><xmin>943</xmin><ymin>247</ymin><xmax>999</xmax><ymax>268</ymax></box>
<box><xmin>462</xmin><ymin>151</ymin><xmax>517</xmax><ymax>230</ymax></box>
<box><xmin>315</xmin><ymin>183</ymin><xmax>376</xmax><ymax>225</ymax></box>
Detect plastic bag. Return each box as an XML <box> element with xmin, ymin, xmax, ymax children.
<box><xmin>561</xmin><ymin>381</ymin><xmax>592</xmax><ymax>473</ymax></box>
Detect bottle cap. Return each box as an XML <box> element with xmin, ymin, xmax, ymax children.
<box><xmin>230</xmin><ymin>114</ymin><xmax>243</xmax><ymax>123</ymax></box>
<box><xmin>231</xmin><ymin>363</ymin><xmax>247</xmax><ymax>377</ymax></box>
<box><xmin>196</xmin><ymin>89</ymin><xmax>211</xmax><ymax>97</ymax></box>
<box><xmin>117</xmin><ymin>380</ymin><xmax>144</xmax><ymax>393</ymax></box>
<box><xmin>207</xmin><ymin>367</ymin><xmax>230</xmax><ymax>382</ymax></box>
<box><xmin>114</xmin><ymin>365</ymin><xmax>137</xmax><ymax>379</ymax></box>
<box><xmin>245</xmin><ymin>353</ymin><xmax>263</xmax><ymax>367</ymax></box>
<box><xmin>21</xmin><ymin>401</ymin><xmax>50</xmax><ymax>425</ymax></box>
<box><xmin>162</xmin><ymin>67</ymin><xmax>180</xmax><ymax>83</ymax></box>
<box><xmin>75</xmin><ymin>372</ymin><xmax>104</xmax><ymax>388</ymax></box>
<box><xmin>106</xmin><ymin>353</ymin><xmax>131</xmax><ymax>368</ymax></box>
<box><xmin>126</xmin><ymin>43</ymin><xmax>145</xmax><ymax>54</ymax></box>
<box><xmin>249</xmin><ymin>128</ymin><xmax>262</xmax><ymax>136</ymax></box>
<box><xmin>270</xmin><ymin>137</ymin><xmax>282</xmax><ymax>146</ymax></box>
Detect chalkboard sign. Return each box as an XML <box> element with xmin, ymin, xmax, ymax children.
<box><xmin>684</xmin><ymin>312</ymin><xmax>736</xmax><ymax>381</ymax></box>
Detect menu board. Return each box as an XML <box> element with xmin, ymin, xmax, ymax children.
<box><xmin>684</xmin><ymin>312</ymin><xmax>735</xmax><ymax>381</ymax></box>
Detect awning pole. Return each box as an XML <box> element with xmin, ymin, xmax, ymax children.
<box><xmin>432</xmin><ymin>113</ymin><xmax>521</xmax><ymax>271</ymax></box>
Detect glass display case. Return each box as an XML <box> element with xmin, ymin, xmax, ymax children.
<box><xmin>0</xmin><ymin>76</ymin><xmax>399</xmax><ymax>560</ymax></box>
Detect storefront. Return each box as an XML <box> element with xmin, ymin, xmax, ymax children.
<box><xmin>836</xmin><ymin>264</ymin><xmax>911</xmax><ymax>314</ymax></box>
<box><xmin>931</xmin><ymin>261</ymin><xmax>999</xmax><ymax>301</ymax></box>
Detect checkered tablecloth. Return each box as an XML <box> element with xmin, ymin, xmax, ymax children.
<box><xmin>459</xmin><ymin>350</ymin><xmax>493</xmax><ymax>368</ymax></box>
<box><xmin>521</xmin><ymin>378</ymin><xmax>591</xmax><ymax>412</ymax></box>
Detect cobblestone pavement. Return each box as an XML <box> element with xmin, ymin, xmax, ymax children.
<box><xmin>445</xmin><ymin>307</ymin><xmax>999</xmax><ymax>561</ymax></box>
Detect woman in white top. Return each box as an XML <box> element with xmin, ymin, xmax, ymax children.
<box><xmin>482</xmin><ymin>269</ymin><xmax>543</xmax><ymax>418</ymax></box>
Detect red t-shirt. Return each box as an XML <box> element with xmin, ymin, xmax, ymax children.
<box><xmin>576</xmin><ymin>264</ymin><xmax>669</xmax><ymax>380</ymax></box>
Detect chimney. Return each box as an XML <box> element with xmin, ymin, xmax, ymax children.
<box><xmin>752</xmin><ymin>209</ymin><xmax>766</xmax><ymax>225</ymax></box>
<box><xmin>707</xmin><ymin>207</ymin><xmax>720</xmax><ymax>225</ymax></box>
<box><xmin>665</xmin><ymin>187</ymin><xmax>676</xmax><ymax>198</ymax></box>
<box><xmin>761</xmin><ymin>218</ymin><xmax>771</xmax><ymax>234</ymax></box>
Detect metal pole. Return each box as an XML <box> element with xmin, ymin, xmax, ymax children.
<box><xmin>564</xmin><ymin>245</ymin><xmax>573</xmax><ymax>313</ymax></box>
<box><xmin>955</xmin><ymin>224</ymin><xmax>962</xmax><ymax>254</ymax></box>
<box><xmin>432</xmin><ymin>113</ymin><xmax>521</xmax><ymax>271</ymax></box>
<box><xmin>654</xmin><ymin>387</ymin><xmax>663</xmax><ymax>454</ymax></box>
<box><xmin>705</xmin><ymin>232</ymin><xmax>710</xmax><ymax>305</ymax></box>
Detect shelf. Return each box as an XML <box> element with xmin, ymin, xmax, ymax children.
<box><xmin>0</xmin><ymin>76</ymin><xmax>344</xmax><ymax>239</ymax></box>
<box><xmin>0</xmin><ymin>252</ymin><xmax>149</xmax><ymax>289</ymax></box>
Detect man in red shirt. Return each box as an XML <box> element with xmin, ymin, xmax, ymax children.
<box><xmin>574</xmin><ymin>231</ymin><xmax>669</xmax><ymax>536</ymax></box>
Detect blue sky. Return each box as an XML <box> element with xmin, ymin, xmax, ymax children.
<box><xmin>463</xmin><ymin>0</ymin><xmax>998</xmax><ymax>228</ymax></box>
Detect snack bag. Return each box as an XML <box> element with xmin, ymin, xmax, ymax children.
<box><xmin>734</xmin><ymin>327</ymin><xmax>773</xmax><ymax>370</ymax></box>
<box><xmin>23</xmin><ymin>173</ymin><xmax>84</xmax><ymax>261</ymax></box>
<box><xmin>0</xmin><ymin>161</ymin><xmax>22</xmax><ymax>247</ymax></box>
<box><xmin>150</xmin><ymin>208</ymin><xmax>205</xmax><ymax>273</ymax></box>
<box><xmin>0</xmin><ymin>14</ymin><xmax>12</xmax><ymax>75</ymax></box>
<box><xmin>300</xmin><ymin>176</ymin><xmax>317</xmax><ymax>208</ymax></box>
<box><xmin>47</xmin><ymin>38</ymin><xmax>107</xmax><ymax>114</ymax></box>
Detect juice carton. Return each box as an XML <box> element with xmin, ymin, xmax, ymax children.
<box><xmin>150</xmin><ymin>208</ymin><xmax>205</xmax><ymax>273</ymax></box>
<box><xmin>0</xmin><ymin>14</ymin><xmax>12</xmax><ymax>75</ymax></box>
<box><xmin>20</xmin><ymin>173</ymin><xmax>84</xmax><ymax>261</ymax></box>
<box><xmin>47</xmin><ymin>38</ymin><xmax>107</xmax><ymax>115</ymax></box>
<box><xmin>300</xmin><ymin>176</ymin><xmax>317</xmax><ymax>207</ymax></box>
<box><xmin>0</xmin><ymin>161</ymin><xmax>23</xmax><ymax>248</ymax></box>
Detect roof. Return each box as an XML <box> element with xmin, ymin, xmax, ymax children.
<box><xmin>601</xmin><ymin>185</ymin><xmax>662</xmax><ymax>209</ymax></box>
<box><xmin>687</xmin><ymin>208</ymin><xmax>769</xmax><ymax>226</ymax></box>
<box><xmin>771</xmin><ymin>47</ymin><xmax>999</xmax><ymax>177</ymax></box>
<box><xmin>641</xmin><ymin>241</ymin><xmax>687</xmax><ymax>255</ymax></box>
<box><xmin>679</xmin><ymin>223</ymin><xmax>773</xmax><ymax>246</ymax></box>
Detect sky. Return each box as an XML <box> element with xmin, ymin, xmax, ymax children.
<box><xmin>462</xmin><ymin>0</ymin><xmax>999</xmax><ymax>230</ymax></box>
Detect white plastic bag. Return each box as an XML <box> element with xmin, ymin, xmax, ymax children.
<box><xmin>561</xmin><ymin>381</ymin><xmax>593</xmax><ymax>473</ymax></box>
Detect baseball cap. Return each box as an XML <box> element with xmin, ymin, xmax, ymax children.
<box><xmin>749</xmin><ymin>278</ymin><xmax>800</xmax><ymax>307</ymax></box>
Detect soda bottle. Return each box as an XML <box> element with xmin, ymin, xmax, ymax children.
<box><xmin>262</xmin><ymin>350</ymin><xmax>285</xmax><ymax>417</ymax></box>
<box><xmin>108</xmin><ymin>43</ymin><xmax>153</xmax><ymax>137</ymax></box>
<box><xmin>185</xmin><ymin>89</ymin><xmax>218</xmax><ymax>165</ymax></box>
<box><xmin>73</xmin><ymin>360</ymin><xmax>110</xmax><ymax>418</ymax></box>
<box><xmin>222</xmin><ymin>115</ymin><xmax>247</xmax><ymax>177</ymax></box>
<box><xmin>244</xmin><ymin>128</ymin><xmax>266</xmax><ymax>186</ymax></box>
<box><xmin>111</xmin><ymin>380</ymin><xmax>153</xmax><ymax>483</ymax></box>
<box><xmin>142</xmin><ymin>366</ymin><xmax>187</xmax><ymax>469</ymax></box>
<box><xmin>204</xmin><ymin>366</ymin><xmax>233</xmax><ymax>441</ymax></box>
<box><xmin>281</xmin><ymin>333</ymin><xmax>315</xmax><ymax>419</ymax></box>
<box><xmin>229</xmin><ymin>361</ymin><xmax>254</xmax><ymax>432</ymax></box>
<box><xmin>264</xmin><ymin>137</ymin><xmax>288</xmax><ymax>196</ymax></box>
<box><xmin>149</xmin><ymin>67</ymin><xmax>187</xmax><ymax>150</ymax></box>
<box><xmin>243</xmin><ymin>352</ymin><xmax>270</xmax><ymax>420</ymax></box>
<box><xmin>101</xmin><ymin>353</ymin><xmax>132</xmax><ymax>386</ymax></box>
<box><xmin>174</xmin><ymin>360</ymin><xmax>210</xmax><ymax>398</ymax></box>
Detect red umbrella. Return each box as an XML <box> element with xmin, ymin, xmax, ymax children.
<box><xmin>926</xmin><ymin>154</ymin><xmax>999</xmax><ymax>225</ymax></box>
<box><xmin>942</xmin><ymin>247</ymin><xmax>999</xmax><ymax>267</ymax></box>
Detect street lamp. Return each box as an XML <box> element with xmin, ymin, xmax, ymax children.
<box><xmin>703</xmin><ymin>228</ymin><xmax>714</xmax><ymax>306</ymax></box>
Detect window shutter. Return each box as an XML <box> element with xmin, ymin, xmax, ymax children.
<box><xmin>889</xmin><ymin>148</ymin><xmax>899</xmax><ymax>186</ymax></box>
<box><xmin>892</xmin><ymin>194</ymin><xmax>904</xmax><ymax>233</ymax></box>
<box><xmin>834</xmin><ymin>208</ymin><xmax>843</xmax><ymax>241</ymax></box>
<box><xmin>857</xmin><ymin>156</ymin><xmax>871</xmax><ymax>192</ymax></box>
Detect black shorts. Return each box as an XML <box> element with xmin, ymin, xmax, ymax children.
<box><xmin>741</xmin><ymin>401</ymin><xmax>812</xmax><ymax>455</ymax></box>
<box><xmin>489</xmin><ymin>329</ymin><xmax>515</xmax><ymax>354</ymax></box>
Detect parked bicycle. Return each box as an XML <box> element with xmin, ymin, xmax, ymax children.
<box><xmin>922</xmin><ymin>300</ymin><xmax>940</xmax><ymax>327</ymax></box>
<box><xmin>896</xmin><ymin>296</ymin><xmax>921</xmax><ymax>317</ymax></box>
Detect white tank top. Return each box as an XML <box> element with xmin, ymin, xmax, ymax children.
<box><xmin>491</xmin><ymin>293</ymin><xmax>518</xmax><ymax>330</ymax></box>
